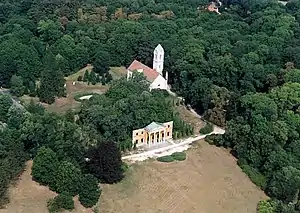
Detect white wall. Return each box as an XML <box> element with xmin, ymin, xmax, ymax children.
<box><xmin>150</xmin><ymin>75</ymin><xmax>167</xmax><ymax>90</ymax></box>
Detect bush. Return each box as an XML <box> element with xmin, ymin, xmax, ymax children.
<box><xmin>239</xmin><ymin>164</ymin><xmax>267</xmax><ymax>190</ymax></box>
<box><xmin>157</xmin><ymin>155</ymin><xmax>174</xmax><ymax>162</ymax></box>
<box><xmin>32</xmin><ymin>147</ymin><xmax>59</xmax><ymax>189</ymax></box>
<box><xmin>79</xmin><ymin>174</ymin><xmax>101</xmax><ymax>208</ymax></box>
<box><xmin>77</xmin><ymin>76</ymin><xmax>83</xmax><ymax>81</ymax></box>
<box><xmin>171</xmin><ymin>152</ymin><xmax>186</xmax><ymax>161</ymax></box>
<box><xmin>47</xmin><ymin>193</ymin><xmax>74</xmax><ymax>213</ymax></box>
<box><xmin>200</xmin><ymin>123</ymin><xmax>213</xmax><ymax>134</ymax></box>
<box><xmin>56</xmin><ymin>161</ymin><xmax>82</xmax><ymax>196</ymax></box>
<box><xmin>257</xmin><ymin>200</ymin><xmax>276</xmax><ymax>213</ymax></box>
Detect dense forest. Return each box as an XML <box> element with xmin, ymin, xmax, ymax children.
<box><xmin>1</xmin><ymin>0</ymin><xmax>300</xmax><ymax>212</ymax></box>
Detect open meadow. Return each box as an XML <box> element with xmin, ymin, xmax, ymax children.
<box><xmin>1</xmin><ymin>141</ymin><xmax>266</xmax><ymax>213</ymax></box>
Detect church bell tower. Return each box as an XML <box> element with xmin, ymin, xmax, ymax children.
<box><xmin>153</xmin><ymin>44</ymin><xmax>164</xmax><ymax>76</ymax></box>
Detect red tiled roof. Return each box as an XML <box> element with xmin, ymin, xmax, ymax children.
<box><xmin>127</xmin><ymin>60</ymin><xmax>159</xmax><ymax>82</ymax></box>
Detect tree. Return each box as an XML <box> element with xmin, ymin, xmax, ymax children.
<box><xmin>26</xmin><ymin>99</ymin><xmax>45</xmax><ymax>115</ymax></box>
<box><xmin>37</xmin><ymin>19</ymin><xmax>62</xmax><ymax>44</ymax></box>
<box><xmin>47</xmin><ymin>193</ymin><xmax>74</xmax><ymax>213</ymax></box>
<box><xmin>257</xmin><ymin>200</ymin><xmax>276</xmax><ymax>213</ymax></box>
<box><xmin>38</xmin><ymin>51</ymin><xmax>65</xmax><ymax>104</ymax></box>
<box><xmin>6</xmin><ymin>105</ymin><xmax>26</xmax><ymax>129</ymax></box>
<box><xmin>56</xmin><ymin>161</ymin><xmax>82</xmax><ymax>196</ymax></box>
<box><xmin>0</xmin><ymin>95</ymin><xmax>13</xmax><ymax>122</ymax></box>
<box><xmin>93</xmin><ymin>50</ymin><xmax>111</xmax><ymax>76</ymax></box>
<box><xmin>87</xmin><ymin>141</ymin><xmax>124</xmax><ymax>184</ymax></box>
<box><xmin>79</xmin><ymin>174</ymin><xmax>101</xmax><ymax>208</ymax></box>
<box><xmin>83</xmin><ymin>70</ymin><xmax>89</xmax><ymax>82</ymax></box>
<box><xmin>89</xmin><ymin>70</ymin><xmax>97</xmax><ymax>85</ymax></box>
<box><xmin>31</xmin><ymin>147</ymin><xmax>59</xmax><ymax>189</ymax></box>
<box><xmin>267</xmin><ymin>166</ymin><xmax>300</xmax><ymax>202</ymax></box>
<box><xmin>10</xmin><ymin>75</ymin><xmax>25</xmax><ymax>97</ymax></box>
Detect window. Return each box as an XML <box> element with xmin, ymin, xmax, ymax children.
<box><xmin>141</xmin><ymin>131</ymin><xmax>143</xmax><ymax>134</ymax></box>
<box><xmin>158</xmin><ymin>84</ymin><xmax>160</xmax><ymax>87</ymax></box>
<box><xmin>135</xmin><ymin>140</ymin><xmax>138</xmax><ymax>144</ymax></box>
<box><xmin>162</xmin><ymin>133</ymin><xmax>164</xmax><ymax>138</ymax></box>
<box><xmin>160</xmin><ymin>55</ymin><xmax>162</xmax><ymax>60</ymax></box>
<box><xmin>168</xmin><ymin>125</ymin><xmax>170</xmax><ymax>128</ymax></box>
<box><xmin>136</xmin><ymin>132</ymin><xmax>138</xmax><ymax>136</ymax></box>
<box><xmin>167</xmin><ymin>132</ymin><xmax>170</xmax><ymax>136</ymax></box>
<box><xmin>141</xmin><ymin>138</ymin><xmax>143</xmax><ymax>143</ymax></box>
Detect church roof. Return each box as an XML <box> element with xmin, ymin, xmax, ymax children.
<box><xmin>144</xmin><ymin>122</ymin><xmax>164</xmax><ymax>132</ymax></box>
<box><xmin>127</xmin><ymin>60</ymin><xmax>159</xmax><ymax>82</ymax></box>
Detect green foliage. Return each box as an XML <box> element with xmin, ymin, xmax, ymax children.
<box><xmin>83</xmin><ymin>70</ymin><xmax>89</xmax><ymax>82</ymax></box>
<box><xmin>0</xmin><ymin>94</ymin><xmax>13</xmax><ymax>122</ymax></box>
<box><xmin>32</xmin><ymin>147</ymin><xmax>59</xmax><ymax>189</ymax></box>
<box><xmin>79</xmin><ymin>174</ymin><xmax>101</xmax><ymax>208</ymax></box>
<box><xmin>157</xmin><ymin>152</ymin><xmax>186</xmax><ymax>162</ymax></box>
<box><xmin>89</xmin><ymin>71</ymin><xmax>97</xmax><ymax>85</ymax></box>
<box><xmin>26</xmin><ymin>99</ymin><xmax>45</xmax><ymax>115</ymax></box>
<box><xmin>10</xmin><ymin>75</ymin><xmax>25</xmax><ymax>97</ymax></box>
<box><xmin>157</xmin><ymin>155</ymin><xmax>174</xmax><ymax>162</ymax></box>
<box><xmin>38</xmin><ymin>51</ymin><xmax>65</xmax><ymax>104</ymax></box>
<box><xmin>56</xmin><ymin>161</ymin><xmax>82</xmax><ymax>196</ymax></box>
<box><xmin>87</xmin><ymin>141</ymin><xmax>124</xmax><ymax>184</ymax></box>
<box><xmin>238</xmin><ymin>163</ymin><xmax>267</xmax><ymax>190</ymax></box>
<box><xmin>257</xmin><ymin>200</ymin><xmax>276</xmax><ymax>213</ymax></box>
<box><xmin>171</xmin><ymin>152</ymin><xmax>186</xmax><ymax>161</ymax></box>
<box><xmin>47</xmin><ymin>193</ymin><xmax>74</xmax><ymax>213</ymax></box>
<box><xmin>199</xmin><ymin>123</ymin><xmax>213</xmax><ymax>135</ymax></box>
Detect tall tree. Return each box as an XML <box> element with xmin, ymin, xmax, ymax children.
<box><xmin>10</xmin><ymin>75</ymin><xmax>25</xmax><ymax>97</ymax></box>
<box><xmin>38</xmin><ymin>51</ymin><xmax>65</xmax><ymax>104</ymax></box>
<box><xmin>87</xmin><ymin>141</ymin><xmax>124</xmax><ymax>184</ymax></box>
<box><xmin>32</xmin><ymin>147</ymin><xmax>59</xmax><ymax>189</ymax></box>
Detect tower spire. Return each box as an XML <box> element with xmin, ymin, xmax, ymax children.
<box><xmin>153</xmin><ymin>44</ymin><xmax>164</xmax><ymax>76</ymax></box>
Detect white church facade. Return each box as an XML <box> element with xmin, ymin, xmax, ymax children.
<box><xmin>127</xmin><ymin>44</ymin><xmax>169</xmax><ymax>91</ymax></box>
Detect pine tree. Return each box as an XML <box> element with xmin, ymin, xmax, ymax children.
<box><xmin>101</xmin><ymin>74</ymin><xmax>106</xmax><ymax>85</ymax></box>
<box><xmin>89</xmin><ymin>70</ymin><xmax>97</xmax><ymax>85</ymax></box>
<box><xmin>38</xmin><ymin>51</ymin><xmax>65</xmax><ymax>104</ymax></box>
<box><xmin>87</xmin><ymin>141</ymin><xmax>124</xmax><ymax>184</ymax></box>
<box><xmin>83</xmin><ymin>70</ymin><xmax>89</xmax><ymax>82</ymax></box>
<box><xmin>106</xmin><ymin>72</ymin><xmax>113</xmax><ymax>83</ymax></box>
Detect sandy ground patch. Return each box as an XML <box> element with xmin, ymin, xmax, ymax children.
<box><xmin>0</xmin><ymin>161</ymin><xmax>93</xmax><ymax>213</ymax></box>
<box><xmin>100</xmin><ymin>141</ymin><xmax>267</xmax><ymax>213</ymax></box>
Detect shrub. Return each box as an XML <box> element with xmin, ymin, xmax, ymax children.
<box><xmin>47</xmin><ymin>193</ymin><xmax>74</xmax><ymax>213</ymax></box>
<box><xmin>157</xmin><ymin>155</ymin><xmax>174</xmax><ymax>162</ymax></box>
<box><xmin>56</xmin><ymin>161</ymin><xmax>82</xmax><ymax>196</ymax></box>
<box><xmin>239</xmin><ymin>164</ymin><xmax>267</xmax><ymax>190</ymax></box>
<box><xmin>171</xmin><ymin>152</ymin><xmax>186</xmax><ymax>161</ymax></box>
<box><xmin>200</xmin><ymin>123</ymin><xmax>213</xmax><ymax>134</ymax></box>
<box><xmin>32</xmin><ymin>147</ymin><xmax>59</xmax><ymax>189</ymax></box>
<box><xmin>257</xmin><ymin>200</ymin><xmax>276</xmax><ymax>213</ymax></box>
<box><xmin>77</xmin><ymin>76</ymin><xmax>83</xmax><ymax>81</ymax></box>
<box><xmin>79</xmin><ymin>174</ymin><xmax>101</xmax><ymax>208</ymax></box>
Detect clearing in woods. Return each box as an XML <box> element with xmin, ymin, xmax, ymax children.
<box><xmin>0</xmin><ymin>141</ymin><xmax>266</xmax><ymax>213</ymax></box>
<box><xmin>20</xmin><ymin>65</ymin><xmax>128</xmax><ymax>113</ymax></box>
<box><xmin>100</xmin><ymin>141</ymin><xmax>267</xmax><ymax>213</ymax></box>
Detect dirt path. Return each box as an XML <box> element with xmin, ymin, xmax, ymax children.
<box><xmin>101</xmin><ymin>141</ymin><xmax>267</xmax><ymax>213</ymax></box>
<box><xmin>122</xmin><ymin>125</ymin><xmax>225</xmax><ymax>162</ymax></box>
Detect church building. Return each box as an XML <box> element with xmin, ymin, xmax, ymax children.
<box><xmin>127</xmin><ymin>44</ymin><xmax>169</xmax><ymax>91</ymax></box>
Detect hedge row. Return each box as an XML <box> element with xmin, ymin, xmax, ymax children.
<box><xmin>157</xmin><ymin>152</ymin><xmax>187</xmax><ymax>162</ymax></box>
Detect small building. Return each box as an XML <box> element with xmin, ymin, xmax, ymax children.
<box><xmin>127</xmin><ymin>44</ymin><xmax>169</xmax><ymax>91</ymax></box>
<box><xmin>132</xmin><ymin>121</ymin><xmax>173</xmax><ymax>148</ymax></box>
